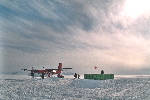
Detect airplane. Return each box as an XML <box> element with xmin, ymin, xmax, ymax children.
<box><xmin>21</xmin><ymin>63</ymin><xmax>72</xmax><ymax>78</ymax></box>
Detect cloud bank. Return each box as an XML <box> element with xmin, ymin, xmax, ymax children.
<box><xmin>0</xmin><ymin>0</ymin><xmax>150</xmax><ymax>75</ymax></box>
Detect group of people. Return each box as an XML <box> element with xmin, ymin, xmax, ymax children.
<box><xmin>74</xmin><ymin>73</ymin><xmax>80</xmax><ymax>79</ymax></box>
<box><xmin>74</xmin><ymin>70</ymin><xmax>104</xmax><ymax>79</ymax></box>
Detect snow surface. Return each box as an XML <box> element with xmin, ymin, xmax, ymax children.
<box><xmin>0</xmin><ymin>75</ymin><xmax>150</xmax><ymax>100</ymax></box>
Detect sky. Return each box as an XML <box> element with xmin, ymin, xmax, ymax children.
<box><xmin>0</xmin><ymin>0</ymin><xmax>150</xmax><ymax>75</ymax></box>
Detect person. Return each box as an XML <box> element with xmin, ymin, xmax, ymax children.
<box><xmin>31</xmin><ymin>71</ymin><xmax>34</xmax><ymax>78</ymax></box>
<box><xmin>57</xmin><ymin>74</ymin><xmax>60</xmax><ymax>78</ymax></box>
<box><xmin>48</xmin><ymin>73</ymin><xmax>50</xmax><ymax>77</ymax></box>
<box><xmin>101</xmin><ymin>70</ymin><xmax>104</xmax><ymax>74</ymax></box>
<box><xmin>74</xmin><ymin>73</ymin><xmax>77</xmax><ymax>79</ymax></box>
<box><xmin>41</xmin><ymin>72</ymin><xmax>45</xmax><ymax>79</ymax></box>
<box><xmin>78</xmin><ymin>74</ymin><xmax>80</xmax><ymax>79</ymax></box>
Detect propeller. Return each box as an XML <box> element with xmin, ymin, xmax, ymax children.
<box><xmin>21</xmin><ymin>69</ymin><xmax>27</xmax><ymax>71</ymax></box>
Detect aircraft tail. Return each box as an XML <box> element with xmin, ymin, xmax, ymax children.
<box><xmin>58</xmin><ymin>63</ymin><xmax>62</xmax><ymax>69</ymax></box>
<box><xmin>57</xmin><ymin>63</ymin><xmax>62</xmax><ymax>74</ymax></box>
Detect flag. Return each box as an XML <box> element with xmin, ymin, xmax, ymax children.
<box><xmin>94</xmin><ymin>66</ymin><xmax>97</xmax><ymax>69</ymax></box>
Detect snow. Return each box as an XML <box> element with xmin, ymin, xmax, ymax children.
<box><xmin>0</xmin><ymin>75</ymin><xmax>150</xmax><ymax>100</ymax></box>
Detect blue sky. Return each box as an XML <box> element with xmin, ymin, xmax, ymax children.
<box><xmin>0</xmin><ymin>0</ymin><xmax>150</xmax><ymax>75</ymax></box>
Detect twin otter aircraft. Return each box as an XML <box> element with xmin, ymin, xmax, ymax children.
<box><xmin>21</xmin><ymin>63</ymin><xmax>72</xmax><ymax>78</ymax></box>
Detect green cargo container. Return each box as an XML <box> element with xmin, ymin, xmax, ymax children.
<box><xmin>84</xmin><ymin>74</ymin><xmax>114</xmax><ymax>80</ymax></box>
<box><xmin>110</xmin><ymin>74</ymin><xmax>114</xmax><ymax>79</ymax></box>
<box><xmin>86</xmin><ymin>74</ymin><xmax>89</xmax><ymax>79</ymax></box>
<box><xmin>93</xmin><ymin>74</ymin><xmax>98</xmax><ymax>80</ymax></box>
<box><xmin>84</xmin><ymin>74</ymin><xmax>86</xmax><ymax>79</ymax></box>
<box><xmin>84</xmin><ymin>74</ymin><xmax>87</xmax><ymax>79</ymax></box>
<box><xmin>106</xmin><ymin>74</ymin><xmax>109</xmax><ymax>79</ymax></box>
<box><xmin>106</xmin><ymin>74</ymin><xmax>111</xmax><ymax>79</ymax></box>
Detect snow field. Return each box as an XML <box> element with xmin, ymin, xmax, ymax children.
<box><xmin>0</xmin><ymin>75</ymin><xmax>150</xmax><ymax>100</ymax></box>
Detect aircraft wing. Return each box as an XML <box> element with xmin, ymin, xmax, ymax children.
<box><xmin>45</xmin><ymin>69</ymin><xmax>61</xmax><ymax>71</ymax></box>
<box><xmin>62</xmin><ymin>68</ymin><xmax>72</xmax><ymax>69</ymax></box>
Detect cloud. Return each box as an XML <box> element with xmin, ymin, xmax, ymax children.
<box><xmin>0</xmin><ymin>0</ymin><xmax>150</xmax><ymax>74</ymax></box>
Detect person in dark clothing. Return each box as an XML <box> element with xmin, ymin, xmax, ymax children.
<box><xmin>74</xmin><ymin>73</ymin><xmax>77</xmax><ymax>79</ymax></box>
<box><xmin>78</xmin><ymin>74</ymin><xmax>80</xmax><ymax>79</ymax></box>
<box><xmin>101</xmin><ymin>70</ymin><xmax>104</xmax><ymax>74</ymax></box>
<box><xmin>31</xmin><ymin>72</ymin><xmax>34</xmax><ymax>78</ymax></box>
<box><xmin>41</xmin><ymin>72</ymin><xmax>45</xmax><ymax>79</ymax></box>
